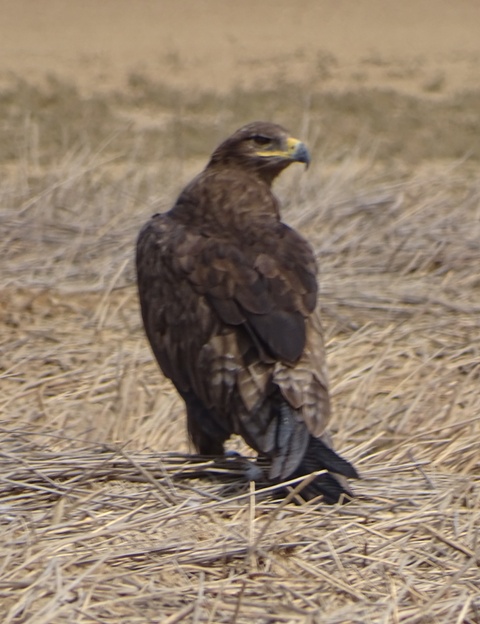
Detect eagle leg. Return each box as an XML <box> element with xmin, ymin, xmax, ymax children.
<box><xmin>181</xmin><ymin>391</ymin><xmax>231</xmax><ymax>456</ymax></box>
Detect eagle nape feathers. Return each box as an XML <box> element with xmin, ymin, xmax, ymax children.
<box><xmin>136</xmin><ymin>121</ymin><xmax>358</xmax><ymax>504</ymax></box>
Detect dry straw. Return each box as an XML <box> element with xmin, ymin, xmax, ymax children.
<box><xmin>1</xmin><ymin>141</ymin><xmax>479</xmax><ymax>622</ymax></box>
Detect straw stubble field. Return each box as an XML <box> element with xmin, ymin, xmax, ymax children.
<box><xmin>1</xmin><ymin>74</ymin><xmax>480</xmax><ymax>622</ymax></box>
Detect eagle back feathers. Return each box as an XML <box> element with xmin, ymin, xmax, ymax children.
<box><xmin>136</xmin><ymin>122</ymin><xmax>356</xmax><ymax>496</ymax></box>
<box><xmin>136</xmin><ymin>168</ymin><xmax>329</xmax><ymax>472</ymax></box>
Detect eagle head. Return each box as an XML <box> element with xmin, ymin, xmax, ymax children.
<box><xmin>208</xmin><ymin>121</ymin><xmax>310</xmax><ymax>184</ymax></box>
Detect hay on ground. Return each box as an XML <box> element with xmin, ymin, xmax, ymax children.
<box><xmin>1</xmin><ymin>131</ymin><xmax>479</xmax><ymax>622</ymax></box>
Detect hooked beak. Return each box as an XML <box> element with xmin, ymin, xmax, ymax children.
<box><xmin>255</xmin><ymin>136</ymin><xmax>311</xmax><ymax>168</ymax></box>
<box><xmin>285</xmin><ymin>137</ymin><xmax>311</xmax><ymax>168</ymax></box>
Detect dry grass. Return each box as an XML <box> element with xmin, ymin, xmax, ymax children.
<box><xmin>1</xmin><ymin>77</ymin><xmax>479</xmax><ymax>622</ymax></box>
<box><xmin>1</xmin><ymin>447</ymin><xmax>478</xmax><ymax>623</ymax></box>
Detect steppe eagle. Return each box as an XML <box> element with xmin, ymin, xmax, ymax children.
<box><xmin>136</xmin><ymin>121</ymin><xmax>358</xmax><ymax>503</ymax></box>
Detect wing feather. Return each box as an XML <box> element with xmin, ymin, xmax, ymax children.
<box><xmin>185</xmin><ymin>223</ymin><xmax>318</xmax><ymax>364</ymax></box>
<box><xmin>137</xmin><ymin>209</ymin><xmax>329</xmax><ymax>447</ymax></box>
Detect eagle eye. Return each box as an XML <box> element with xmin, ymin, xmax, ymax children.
<box><xmin>251</xmin><ymin>135</ymin><xmax>271</xmax><ymax>147</ymax></box>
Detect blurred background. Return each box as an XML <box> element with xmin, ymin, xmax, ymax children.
<box><xmin>2</xmin><ymin>0</ymin><xmax>480</xmax><ymax>166</ymax></box>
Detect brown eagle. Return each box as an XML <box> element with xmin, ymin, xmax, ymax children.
<box><xmin>136</xmin><ymin>121</ymin><xmax>358</xmax><ymax>503</ymax></box>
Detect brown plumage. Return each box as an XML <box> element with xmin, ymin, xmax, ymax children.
<box><xmin>136</xmin><ymin>121</ymin><xmax>358</xmax><ymax>503</ymax></box>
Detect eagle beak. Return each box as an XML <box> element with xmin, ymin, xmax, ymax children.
<box><xmin>254</xmin><ymin>135</ymin><xmax>311</xmax><ymax>168</ymax></box>
<box><xmin>286</xmin><ymin>137</ymin><xmax>311</xmax><ymax>168</ymax></box>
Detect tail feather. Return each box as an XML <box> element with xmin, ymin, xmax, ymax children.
<box><xmin>291</xmin><ymin>472</ymin><xmax>354</xmax><ymax>504</ymax></box>
<box><xmin>240</xmin><ymin>391</ymin><xmax>358</xmax><ymax>504</ymax></box>
<box><xmin>298</xmin><ymin>436</ymin><xmax>359</xmax><ymax>480</ymax></box>
<box><xmin>288</xmin><ymin>436</ymin><xmax>359</xmax><ymax>503</ymax></box>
